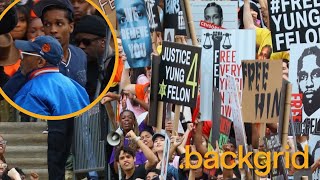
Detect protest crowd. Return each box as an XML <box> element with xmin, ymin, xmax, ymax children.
<box><xmin>0</xmin><ymin>0</ymin><xmax>320</xmax><ymax>180</ymax></box>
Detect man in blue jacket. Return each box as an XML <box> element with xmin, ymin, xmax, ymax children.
<box><xmin>14</xmin><ymin>35</ymin><xmax>89</xmax><ymax>115</ymax></box>
<box><xmin>14</xmin><ymin>35</ymin><xmax>89</xmax><ymax>179</ymax></box>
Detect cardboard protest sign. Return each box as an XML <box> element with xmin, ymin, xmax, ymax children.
<box><xmin>163</xmin><ymin>0</ymin><xmax>187</xmax><ymax>36</ymax></box>
<box><xmin>145</xmin><ymin>0</ymin><xmax>161</xmax><ymax>32</ymax></box>
<box><xmin>94</xmin><ymin>0</ymin><xmax>117</xmax><ymax>28</ymax></box>
<box><xmin>289</xmin><ymin>43</ymin><xmax>320</xmax><ymax>179</ymax></box>
<box><xmin>115</xmin><ymin>0</ymin><xmax>152</xmax><ymax>68</ymax></box>
<box><xmin>189</xmin><ymin>0</ymin><xmax>238</xmax><ymax>43</ymax></box>
<box><xmin>200</xmin><ymin>29</ymin><xmax>255</xmax><ymax>121</ymax></box>
<box><xmin>160</xmin><ymin>131</ymin><xmax>171</xmax><ymax>179</ymax></box>
<box><xmin>242</xmin><ymin>60</ymin><xmax>283</xmax><ymax>123</ymax></box>
<box><xmin>158</xmin><ymin>41</ymin><xmax>201</xmax><ymax>107</ymax></box>
<box><xmin>268</xmin><ymin>0</ymin><xmax>320</xmax><ymax>52</ymax></box>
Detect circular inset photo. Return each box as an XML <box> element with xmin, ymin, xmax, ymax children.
<box><xmin>0</xmin><ymin>0</ymin><xmax>119</xmax><ymax>120</ymax></box>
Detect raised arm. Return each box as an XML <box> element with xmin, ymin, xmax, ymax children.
<box><xmin>259</xmin><ymin>0</ymin><xmax>270</xmax><ymax>29</ymax></box>
<box><xmin>243</xmin><ymin>0</ymin><xmax>257</xmax><ymax>29</ymax></box>
<box><xmin>193</xmin><ymin>121</ymin><xmax>208</xmax><ymax>156</ymax></box>
<box><xmin>126</xmin><ymin>130</ymin><xmax>158</xmax><ymax>170</ymax></box>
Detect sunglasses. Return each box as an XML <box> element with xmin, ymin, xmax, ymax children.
<box><xmin>0</xmin><ymin>140</ymin><xmax>7</xmax><ymax>145</ymax></box>
<box><xmin>20</xmin><ymin>52</ymin><xmax>42</xmax><ymax>60</ymax></box>
<box><xmin>75</xmin><ymin>37</ymin><xmax>102</xmax><ymax>46</ymax></box>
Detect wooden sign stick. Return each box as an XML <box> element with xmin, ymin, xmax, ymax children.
<box><xmin>157</xmin><ymin>101</ymin><xmax>164</xmax><ymax>132</ymax></box>
<box><xmin>173</xmin><ymin>105</ymin><xmax>181</xmax><ymax>136</ymax></box>
<box><xmin>182</xmin><ymin>0</ymin><xmax>198</xmax><ymax>45</ymax></box>
<box><xmin>282</xmin><ymin>83</ymin><xmax>292</xmax><ymax>148</ymax></box>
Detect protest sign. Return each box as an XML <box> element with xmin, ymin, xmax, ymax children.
<box><xmin>226</xmin><ymin>74</ymin><xmax>247</xmax><ymax>148</ymax></box>
<box><xmin>242</xmin><ymin>60</ymin><xmax>283</xmax><ymax>123</ymax></box>
<box><xmin>163</xmin><ymin>0</ymin><xmax>187</xmax><ymax>36</ymax></box>
<box><xmin>289</xmin><ymin>43</ymin><xmax>320</xmax><ymax>179</ymax></box>
<box><xmin>189</xmin><ymin>0</ymin><xmax>238</xmax><ymax>43</ymax></box>
<box><xmin>268</xmin><ymin>0</ymin><xmax>320</xmax><ymax>52</ymax></box>
<box><xmin>145</xmin><ymin>0</ymin><xmax>161</xmax><ymax>32</ymax></box>
<box><xmin>115</xmin><ymin>0</ymin><xmax>152</xmax><ymax>68</ymax></box>
<box><xmin>218</xmin><ymin>115</ymin><xmax>232</xmax><ymax>148</ymax></box>
<box><xmin>158</xmin><ymin>41</ymin><xmax>201</xmax><ymax>107</ymax></box>
<box><xmin>210</xmin><ymin>88</ymin><xmax>221</xmax><ymax>147</ymax></box>
<box><xmin>149</xmin><ymin>55</ymin><xmax>161</xmax><ymax>127</ymax></box>
<box><xmin>95</xmin><ymin>0</ymin><xmax>117</xmax><ymax>28</ymax></box>
<box><xmin>160</xmin><ymin>131</ymin><xmax>171</xmax><ymax>179</ymax></box>
<box><xmin>200</xmin><ymin>29</ymin><xmax>255</xmax><ymax>121</ymax></box>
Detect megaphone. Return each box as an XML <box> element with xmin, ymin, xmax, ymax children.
<box><xmin>107</xmin><ymin>127</ymin><xmax>123</xmax><ymax>146</ymax></box>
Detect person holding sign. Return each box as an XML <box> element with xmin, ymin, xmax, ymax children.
<box><xmin>243</xmin><ymin>0</ymin><xmax>289</xmax><ymax>61</ymax></box>
<box><xmin>115</xmin><ymin>0</ymin><xmax>152</xmax><ymax>68</ymax></box>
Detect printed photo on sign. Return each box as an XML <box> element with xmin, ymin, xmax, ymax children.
<box><xmin>115</xmin><ymin>0</ymin><xmax>152</xmax><ymax>68</ymax></box>
<box><xmin>289</xmin><ymin>43</ymin><xmax>320</xmax><ymax>179</ymax></box>
<box><xmin>189</xmin><ymin>0</ymin><xmax>238</xmax><ymax>43</ymax></box>
<box><xmin>158</xmin><ymin>41</ymin><xmax>201</xmax><ymax>107</ymax></box>
<box><xmin>268</xmin><ymin>0</ymin><xmax>320</xmax><ymax>52</ymax></box>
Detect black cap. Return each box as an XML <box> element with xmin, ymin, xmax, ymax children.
<box><xmin>73</xmin><ymin>15</ymin><xmax>108</xmax><ymax>37</ymax></box>
<box><xmin>33</xmin><ymin>0</ymin><xmax>74</xmax><ymax>18</ymax></box>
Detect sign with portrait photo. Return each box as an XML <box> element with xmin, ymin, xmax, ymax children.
<box><xmin>115</xmin><ymin>0</ymin><xmax>152</xmax><ymax>68</ymax></box>
<box><xmin>189</xmin><ymin>0</ymin><xmax>238</xmax><ymax>43</ymax></box>
<box><xmin>158</xmin><ymin>41</ymin><xmax>201</xmax><ymax>107</ymax></box>
<box><xmin>289</xmin><ymin>43</ymin><xmax>320</xmax><ymax>179</ymax></box>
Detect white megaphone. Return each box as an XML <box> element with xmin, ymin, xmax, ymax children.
<box><xmin>107</xmin><ymin>127</ymin><xmax>123</xmax><ymax>146</ymax></box>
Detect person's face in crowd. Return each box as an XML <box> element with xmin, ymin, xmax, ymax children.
<box><xmin>258</xmin><ymin>46</ymin><xmax>271</xmax><ymax>60</ymax></box>
<box><xmin>145</xmin><ymin>66</ymin><xmax>151</xmax><ymax>81</ymax></box>
<box><xmin>298</xmin><ymin>54</ymin><xmax>320</xmax><ymax>107</ymax></box>
<box><xmin>75</xmin><ymin>33</ymin><xmax>104</xmax><ymax>62</ymax></box>
<box><xmin>71</xmin><ymin>0</ymin><xmax>91</xmax><ymax>22</ymax></box>
<box><xmin>0</xmin><ymin>160</ymin><xmax>7</xmax><ymax>176</ymax></box>
<box><xmin>120</xmin><ymin>111</ymin><xmax>135</xmax><ymax>133</ymax></box>
<box><xmin>20</xmin><ymin>52</ymin><xmax>43</xmax><ymax>75</ymax></box>
<box><xmin>204</xmin><ymin>6</ymin><xmax>222</xmax><ymax>26</ymax></box>
<box><xmin>146</xmin><ymin>172</ymin><xmax>158</xmax><ymax>180</ymax></box>
<box><xmin>0</xmin><ymin>136</ymin><xmax>6</xmax><ymax>155</ymax></box>
<box><xmin>282</xmin><ymin>61</ymin><xmax>289</xmax><ymax>80</ymax></box>
<box><xmin>153</xmin><ymin>136</ymin><xmax>164</xmax><ymax>153</ymax></box>
<box><xmin>118</xmin><ymin>150</ymin><xmax>135</xmax><ymax>171</ymax></box>
<box><xmin>0</xmin><ymin>0</ymin><xmax>10</xmax><ymax>12</ymax></box>
<box><xmin>116</xmin><ymin>0</ymin><xmax>152</xmax><ymax>67</ymax></box>
<box><xmin>42</xmin><ymin>9</ymin><xmax>74</xmax><ymax>49</ymax></box>
<box><xmin>10</xmin><ymin>11</ymin><xmax>27</xmax><ymax>40</ymax></box>
<box><xmin>27</xmin><ymin>18</ymin><xmax>45</xmax><ymax>41</ymax></box>
<box><xmin>140</xmin><ymin>131</ymin><xmax>153</xmax><ymax>148</ymax></box>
